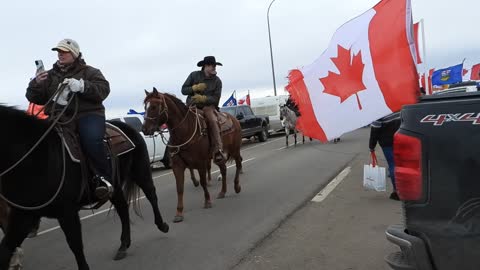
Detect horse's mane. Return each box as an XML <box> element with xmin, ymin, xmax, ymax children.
<box><xmin>0</xmin><ymin>105</ymin><xmax>49</xmax><ymax>140</ymax></box>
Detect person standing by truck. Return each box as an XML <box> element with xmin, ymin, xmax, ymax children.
<box><xmin>368</xmin><ymin>112</ymin><xmax>401</xmax><ymax>201</ymax></box>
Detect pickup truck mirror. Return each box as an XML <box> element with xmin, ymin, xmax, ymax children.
<box><xmin>236</xmin><ymin>112</ymin><xmax>244</xmax><ymax>120</ymax></box>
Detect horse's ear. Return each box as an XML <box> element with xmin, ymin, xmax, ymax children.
<box><xmin>144</xmin><ymin>89</ymin><xmax>149</xmax><ymax>96</ymax></box>
<box><xmin>153</xmin><ymin>87</ymin><xmax>159</xmax><ymax>95</ymax></box>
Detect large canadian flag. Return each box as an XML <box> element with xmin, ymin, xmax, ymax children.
<box><xmin>286</xmin><ymin>0</ymin><xmax>419</xmax><ymax>142</ymax></box>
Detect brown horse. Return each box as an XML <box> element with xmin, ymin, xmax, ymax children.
<box><xmin>142</xmin><ymin>88</ymin><xmax>243</xmax><ymax>223</ymax></box>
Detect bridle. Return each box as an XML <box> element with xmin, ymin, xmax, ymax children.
<box><xmin>144</xmin><ymin>94</ymin><xmax>203</xmax><ymax>156</ymax></box>
<box><xmin>144</xmin><ymin>94</ymin><xmax>169</xmax><ymax>124</ymax></box>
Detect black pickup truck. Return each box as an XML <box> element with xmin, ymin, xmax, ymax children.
<box><xmin>385</xmin><ymin>83</ymin><xmax>480</xmax><ymax>270</ymax></box>
<box><xmin>220</xmin><ymin>105</ymin><xmax>270</xmax><ymax>142</ymax></box>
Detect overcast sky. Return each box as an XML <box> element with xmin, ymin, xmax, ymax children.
<box><xmin>1</xmin><ymin>0</ymin><xmax>477</xmax><ymax>117</ymax></box>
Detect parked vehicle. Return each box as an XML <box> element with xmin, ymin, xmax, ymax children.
<box><xmin>385</xmin><ymin>85</ymin><xmax>480</xmax><ymax>270</ymax></box>
<box><xmin>249</xmin><ymin>95</ymin><xmax>289</xmax><ymax>134</ymax></box>
<box><xmin>220</xmin><ymin>105</ymin><xmax>270</xmax><ymax>142</ymax></box>
<box><xmin>109</xmin><ymin>114</ymin><xmax>170</xmax><ymax>168</ymax></box>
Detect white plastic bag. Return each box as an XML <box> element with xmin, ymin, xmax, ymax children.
<box><xmin>363</xmin><ymin>152</ymin><xmax>386</xmax><ymax>192</ymax></box>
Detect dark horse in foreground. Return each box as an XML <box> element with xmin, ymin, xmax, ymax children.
<box><xmin>142</xmin><ymin>88</ymin><xmax>243</xmax><ymax>222</ymax></box>
<box><xmin>0</xmin><ymin>105</ymin><xmax>169</xmax><ymax>270</ymax></box>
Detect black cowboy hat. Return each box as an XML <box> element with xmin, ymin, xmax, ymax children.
<box><xmin>197</xmin><ymin>56</ymin><xmax>223</xmax><ymax>67</ymax></box>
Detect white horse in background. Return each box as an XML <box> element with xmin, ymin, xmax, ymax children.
<box><xmin>279</xmin><ymin>105</ymin><xmax>311</xmax><ymax>147</ymax></box>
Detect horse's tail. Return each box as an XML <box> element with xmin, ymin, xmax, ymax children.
<box><xmin>224</xmin><ymin>113</ymin><xmax>243</xmax><ymax>164</ymax></box>
<box><xmin>108</xmin><ymin>120</ymin><xmax>145</xmax><ymax>217</ymax></box>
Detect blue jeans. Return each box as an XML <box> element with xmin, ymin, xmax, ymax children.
<box><xmin>77</xmin><ymin>114</ymin><xmax>111</xmax><ymax>180</ymax></box>
<box><xmin>382</xmin><ymin>146</ymin><xmax>396</xmax><ymax>191</ymax></box>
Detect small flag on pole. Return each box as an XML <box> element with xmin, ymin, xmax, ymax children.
<box><xmin>222</xmin><ymin>92</ymin><xmax>237</xmax><ymax>107</ymax></box>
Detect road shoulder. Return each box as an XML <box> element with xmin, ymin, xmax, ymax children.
<box><xmin>234</xmin><ymin>153</ymin><xmax>401</xmax><ymax>270</ymax></box>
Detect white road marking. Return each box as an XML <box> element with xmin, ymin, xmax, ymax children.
<box><xmin>241</xmin><ymin>137</ymin><xmax>282</xmax><ymax>151</ymax></box>
<box><xmin>36</xmin><ymin>158</ymin><xmax>256</xmax><ymax>236</ymax></box>
<box><xmin>275</xmin><ymin>146</ymin><xmax>286</xmax><ymax>151</ymax></box>
<box><xmin>311</xmin><ymin>167</ymin><xmax>351</xmax><ymax>203</ymax></box>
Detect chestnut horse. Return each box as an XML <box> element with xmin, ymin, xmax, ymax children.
<box><xmin>142</xmin><ymin>88</ymin><xmax>243</xmax><ymax>222</ymax></box>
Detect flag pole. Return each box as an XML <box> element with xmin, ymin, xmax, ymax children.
<box><xmin>420</xmin><ymin>19</ymin><xmax>430</xmax><ymax>95</ymax></box>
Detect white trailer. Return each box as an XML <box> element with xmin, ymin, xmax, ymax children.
<box><xmin>249</xmin><ymin>95</ymin><xmax>289</xmax><ymax>134</ymax></box>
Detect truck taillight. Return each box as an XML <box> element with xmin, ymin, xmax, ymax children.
<box><xmin>394</xmin><ymin>133</ymin><xmax>422</xmax><ymax>201</ymax></box>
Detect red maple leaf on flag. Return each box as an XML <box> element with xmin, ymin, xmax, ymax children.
<box><xmin>321</xmin><ymin>45</ymin><xmax>367</xmax><ymax>110</ymax></box>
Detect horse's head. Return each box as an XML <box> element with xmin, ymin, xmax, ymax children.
<box><xmin>142</xmin><ymin>87</ymin><xmax>168</xmax><ymax>135</ymax></box>
<box><xmin>279</xmin><ymin>105</ymin><xmax>286</xmax><ymax>121</ymax></box>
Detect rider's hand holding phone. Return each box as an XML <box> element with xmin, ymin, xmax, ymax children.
<box><xmin>34</xmin><ymin>60</ymin><xmax>48</xmax><ymax>83</ymax></box>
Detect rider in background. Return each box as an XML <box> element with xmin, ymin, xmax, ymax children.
<box><xmin>26</xmin><ymin>38</ymin><xmax>113</xmax><ymax>200</ymax></box>
<box><xmin>181</xmin><ymin>56</ymin><xmax>226</xmax><ymax>164</ymax></box>
<box><xmin>285</xmin><ymin>95</ymin><xmax>301</xmax><ymax>117</ymax></box>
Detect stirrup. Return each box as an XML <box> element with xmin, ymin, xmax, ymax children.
<box><xmin>94</xmin><ymin>176</ymin><xmax>113</xmax><ymax>200</ymax></box>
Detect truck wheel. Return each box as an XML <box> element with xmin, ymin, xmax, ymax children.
<box><xmin>162</xmin><ymin>148</ymin><xmax>171</xmax><ymax>169</ymax></box>
<box><xmin>258</xmin><ymin>126</ymin><xmax>268</xmax><ymax>142</ymax></box>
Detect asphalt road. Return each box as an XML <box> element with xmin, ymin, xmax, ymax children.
<box><xmin>16</xmin><ymin>129</ymin><xmax>370</xmax><ymax>270</ymax></box>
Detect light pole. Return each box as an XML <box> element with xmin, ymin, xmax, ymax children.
<box><xmin>267</xmin><ymin>0</ymin><xmax>277</xmax><ymax>96</ymax></box>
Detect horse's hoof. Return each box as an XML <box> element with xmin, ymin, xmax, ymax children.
<box><xmin>193</xmin><ymin>180</ymin><xmax>199</xmax><ymax>187</ymax></box>
<box><xmin>204</xmin><ymin>201</ymin><xmax>212</xmax><ymax>209</ymax></box>
<box><xmin>217</xmin><ymin>192</ymin><xmax>226</xmax><ymax>199</ymax></box>
<box><xmin>235</xmin><ymin>185</ymin><xmax>241</xmax><ymax>194</ymax></box>
<box><xmin>173</xmin><ymin>215</ymin><xmax>184</xmax><ymax>223</ymax></box>
<box><xmin>158</xmin><ymin>222</ymin><xmax>169</xmax><ymax>233</ymax></box>
<box><xmin>114</xmin><ymin>250</ymin><xmax>127</xmax><ymax>261</ymax></box>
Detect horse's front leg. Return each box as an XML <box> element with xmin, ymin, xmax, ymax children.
<box><xmin>0</xmin><ymin>210</ymin><xmax>38</xmax><ymax>270</ymax></box>
<box><xmin>172</xmin><ymin>164</ymin><xmax>186</xmax><ymax>223</ymax></box>
<box><xmin>198</xmin><ymin>166</ymin><xmax>212</xmax><ymax>209</ymax></box>
<box><xmin>285</xmin><ymin>127</ymin><xmax>289</xmax><ymax>147</ymax></box>
<box><xmin>58</xmin><ymin>212</ymin><xmax>89</xmax><ymax>270</ymax></box>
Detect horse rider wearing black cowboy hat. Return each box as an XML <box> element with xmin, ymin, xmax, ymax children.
<box><xmin>182</xmin><ymin>56</ymin><xmax>227</xmax><ymax>164</ymax></box>
<box><xmin>26</xmin><ymin>38</ymin><xmax>113</xmax><ymax>200</ymax></box>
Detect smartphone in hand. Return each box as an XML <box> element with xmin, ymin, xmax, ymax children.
<box><xmin>35</xmin><ymin>60</ymin><xmax>45</xmax><ymax>74</ymax></box>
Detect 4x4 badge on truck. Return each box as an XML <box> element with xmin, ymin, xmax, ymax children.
<box><xmin>421</xmin><ymin>113</ymin><xmax>480</xmax><ymax>126</ymax></box>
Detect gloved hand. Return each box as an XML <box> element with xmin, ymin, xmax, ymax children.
<box><xmin>54</xmin><ymin>84</ymin><xmax>71</xmax><ymax>106</ymax></box>
<box><xmin>369</xmin><ymin>148</ymin><xmax>375</xmax><ymax>152</ymax></box>
<box><xmin>192</xmin><ymin>83</ymin><xmax>207</xmax><ymax>93</ymax></box>
<box><xmin>64</xmin><ymin>78</ymin><xmax>85</xmax><ymax>93</ymax></box>
<box><xmin>192</xmin><ymin>94</ymin><xmax>208</xmax><ymax>104</ymax></box>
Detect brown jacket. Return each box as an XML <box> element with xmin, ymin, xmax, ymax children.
<box><xmin>26</xmin><ymin>58</ymin><xmax>110</xmax><ymax>118</ymax></box>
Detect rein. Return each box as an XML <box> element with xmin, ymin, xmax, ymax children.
<box><xmin>0</xmin><ymin>83</ymin><xmax>76</xmax><ymax>210</ymax></box>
